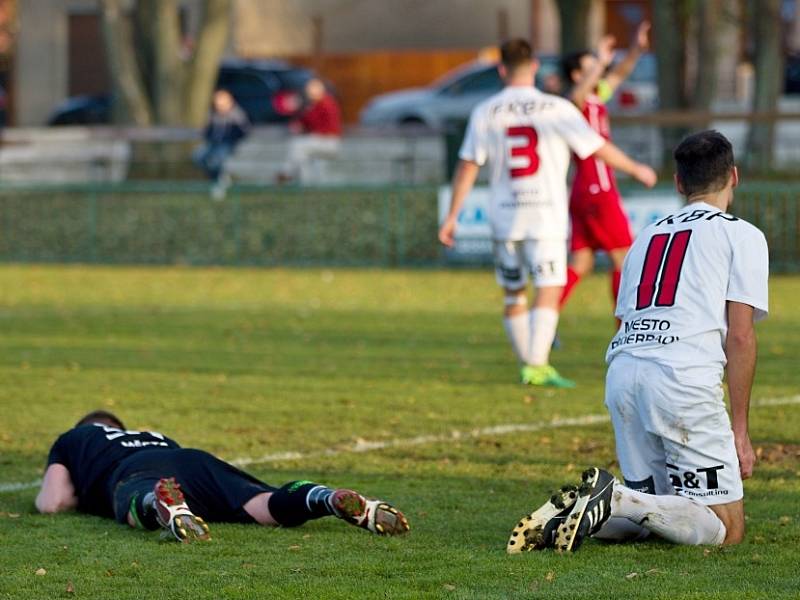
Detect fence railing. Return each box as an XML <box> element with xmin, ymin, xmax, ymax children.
<box><xmin>0</xmin><ymin>181</ymin><xmax>797</xmax><ymax>271</ymax></box>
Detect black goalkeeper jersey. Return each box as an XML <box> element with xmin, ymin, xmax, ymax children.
<box><xmin>46</xmin><ymin>424</ymin><xmax>180</xmax><ymax>517</ymax></box>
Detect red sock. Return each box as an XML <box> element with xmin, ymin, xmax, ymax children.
<box><xmin>560</xmin><ymin>267</ymin><xmax>581</xmax><ymax>308</ymax></box>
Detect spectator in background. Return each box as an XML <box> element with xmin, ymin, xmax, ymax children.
<box><xmin>278</xmin><ymin>78</ymin><xmax>342</xmax><ymax>184</ymax></box>
<box><xmin>193</xmin><ymin>89</ymin><xmax>250</xmax><ymax>198</ymax></box>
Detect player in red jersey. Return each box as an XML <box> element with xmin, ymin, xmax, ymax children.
<box><xmin>559</xmin><ymin>22</ymin><xmax>650</xmax><ymax>317</ymax></box>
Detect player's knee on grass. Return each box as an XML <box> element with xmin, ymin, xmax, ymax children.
<box><xmin>710</xmin><ymin>500</ymin><xmax>746</xmax><ymax>545</ymax></box>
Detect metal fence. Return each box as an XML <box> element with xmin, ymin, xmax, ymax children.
<box><xmin>0</xmin><ymin>181</ymin><xmax>797</xmax><ymax>271</ymax></box>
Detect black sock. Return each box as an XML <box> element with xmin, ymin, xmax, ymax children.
<box><xmin>267</xmin><ymin>481</ymin><xmax>335</xmax><ymax>527</ymax></box>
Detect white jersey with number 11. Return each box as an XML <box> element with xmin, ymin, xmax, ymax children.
<box><xmin>607</xmin><ymin>201</ymin><xmax>769</xmax><ymax>375</ymax></box>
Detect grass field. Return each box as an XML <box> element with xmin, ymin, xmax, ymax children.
<box><xmin>0</xmin><ymin>265</ymin><xmax>798</xmax><ymax>599</ymax></box>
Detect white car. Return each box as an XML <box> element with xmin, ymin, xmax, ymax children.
<box><xmin>360</xmin><ymin>57</ymin><xmax>563</xmax><ymax>130</ymax></box>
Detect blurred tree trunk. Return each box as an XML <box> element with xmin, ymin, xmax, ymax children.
<box><xmin>746</xmin><ymin>0</ymin><xmax>784</xmax><ymax>172</ymax></box>
<box><xmin>150</xmin><ymin>0</ymin><xmax>183</xmax><ymax>125</ymax></box>
<box><xmin>652</xmin><ymin>0</ymin><xmax>690</xmax><ymax>164</ymax></box>
<box><xmin>184</xmin><ymin>0</ymin><xmax>232</xmax><ymax>128</ymax></box>
<box><xmin>557</xmin><ymin>0</ymin><xmax>592</xmax><ymax>54</ymax></box>
<box><xmin>99</xmin><ymin>0</ymin><xmax>230</xmax><ymax>127</ymax></box>
<box><xmin>100</xmin><ymin>0</ymin><xmax>153</xmax><ymax>125</ymax></box>
<box><xmin>692</xmin><ymin>0</ymin><xmax>721</xmax><ymax>112</ymax></box>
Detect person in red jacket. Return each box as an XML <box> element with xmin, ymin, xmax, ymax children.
<box><xmin>279</xmin><ymin>78</ymin><xmax>342</xmax><ymax>184</ymax></box>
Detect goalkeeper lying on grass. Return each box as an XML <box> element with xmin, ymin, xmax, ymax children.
<box><xmin>36</xmin><ymin>410</ymin><xmax>409</xmax><ymax>543</ymax></box>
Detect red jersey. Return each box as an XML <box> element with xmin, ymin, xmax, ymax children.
<box><xmin>296</xmin><ymin>94</ymin><xmax>342</xmax><ymax>136</ymax></box>
<box><xmin>570</xmin><ymin>94</ymin><xmax>618</xmax><ymax>199</ymax></box>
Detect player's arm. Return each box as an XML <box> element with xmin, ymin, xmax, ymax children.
<box><xmin>570</xmin><ymin>35</ymin><xmax>616</xmax><ymax>110</ymax></box>
<box><xmin>725</xmin><ymin>301</ymin><xmax>758</xmax><ymax>479</ymax></box>
<box><xmin>605</xmin><ymin>21</ymin><xmax>650</xmax><ymax>92</ymax></box>
<box><xmin>35</xmin><ymin>464</ymin><xmax>78</xmax><ymax>514</ymax></box>
<box><xmin>592</xmin><ymin>141</ymin><xmax>657</xmax><ymax>187</ymax></box>
<box><xmin>438</xmin><ymin>159</ymin><xmax>481</xmax><ymax>248</ymax></box>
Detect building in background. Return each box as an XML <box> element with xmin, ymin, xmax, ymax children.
<box><xmin>14</xmin><ymin>0</ymin><xmax>798</xmax><ymax>126</ymax></box>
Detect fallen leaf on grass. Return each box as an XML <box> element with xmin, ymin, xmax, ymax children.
<box><xmin>66</xmin><ymin>582</ymin><xmax>75</xmax><ymax>594</ymax></box>
<box><xmin>288</xmin><ymin>545</ymin><xmax>301</xmax><ymax>551</ymax></box>
<box><xmin>779</xmin><ymin>516</ymin><xmax>792</xmax><ymax>526</ymax></box>
<box><xmin>625</xmin><ymin>572</ymin><xmax>638</xmax><ymax>580</ymax></box>
<box><xmin>544</xmin><ymin>571</ymin><xmax>556</xmax><ymax>582</ymax></box>
<box><xmin>645</xmin><ymin>568</ymin><xmax>666</xmax><ymax>576</ymax></box>
<box><xmin>34</xmin><ymin>568</ymin><xmax>46</xmax><ymax>576</ymax></box>
<box><xmin>443</xmin><ymin>584</ymin><xmax>456</xmax><ymax>591</ymax></box>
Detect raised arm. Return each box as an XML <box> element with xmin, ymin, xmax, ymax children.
<box><xmin>36</xmin><ymin>464</ymin><xmax>78</xmax><ymax>514</ymax></box>
<box><xmin>438</xmin><ymin>160</ymin><xmax>481</xmax><ymax>247</ymax></box>
<box><xmin>592</xmin><ymin>141</ymin><xmax>657</xmax><ymax>187</ymax></box>
<box><xmin>570</xmin><ymin>35</ymin><xmax>616</xmax><ymax>110</ymax></box>
<box><xmin>605</xmin><ymin>21</ymin><xmax>650</xmax><ymax>92</ymax></box>
<box><xmin>725</xmin><ymin>301</ymin><xmax>758</xmax><ymax>479</ymax></box>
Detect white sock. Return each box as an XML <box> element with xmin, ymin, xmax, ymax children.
<box><xmin>593</xmin><ymin>516</ymin><xmax>650</xmax><ymax>542</ymax></box>
<box><xmin>529</xmin><ymin>308</ymin><xmax>559</xmax><ymax>366</ymax></box>
<box><xmin>611</xmin><ymin>484</ymin><xmax>726</xmax><ymax>545</ymax></box>
<box><xmin>503</xmin><ymin>312</ymin><xmax>531</xmax><ymax>364</ymax></box>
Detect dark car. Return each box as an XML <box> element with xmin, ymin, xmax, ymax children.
<box><xmin>785</xmin><ymin>54</ymin><xmax>800</xmax><ymax>94</ymax></box>
<box><xmin>47</xmin><ymin>59</ymin><xmax>315</xmax><ymax>125</ymax></box>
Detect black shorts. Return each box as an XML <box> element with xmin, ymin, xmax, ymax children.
<box><xmin>109</xmin><ymin>448</ymin><xmax>275</xmax><ymax>524</ymax></box>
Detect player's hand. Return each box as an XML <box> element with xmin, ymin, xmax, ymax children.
<box><xmin>597</xmin><ymin>35</ymin><xmax>616</xmax><ymax>67</ymax></box>
<box><xmin>438</xmin><ymin>218</ymin><xmax>457</xmax><ymax>248</ymax></box>
<box><xmin>634</xmin><ymin>21</ymin><xmax>650</xmax><ymax>51</ymax></box>
<box><xmin>633</xmin><ymin>163</ymin><xmax>657</xmax><ymax>188</ymax></box>
<box><xmin>735</xmin><ymin>432</ymin><xmax>756</xmax><ymax>479</ymax></box>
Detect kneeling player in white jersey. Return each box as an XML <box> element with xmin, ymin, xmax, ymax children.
<box><xmin>507</xmin><ymin>130</ymin><xmax>768</xmax><ymax>552</ymax></box>
<box><xmin>438</xmin><ymin>39</ymin><xmax>656</xmax><ymax>388</ymax></box>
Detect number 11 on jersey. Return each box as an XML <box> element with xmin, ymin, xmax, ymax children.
<box><xmin>636</xmin><ymin>230</ymin><xmax>693</xmax><ymax>310</ymax></box>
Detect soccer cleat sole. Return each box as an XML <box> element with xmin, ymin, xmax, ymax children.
<box><xmin>332</xmin><ymin>489</ymin><xmax>409</xmax><ymax>536</ymax></box>
<box><xmin>555</xmin><ymin>468</ymin><xmax>606</xmax><ymax>553</ymax></box>
<box><xmin>507</xmin><ymin>485</ymin><xmax>579</xmax><ymax>554</ymax></box>
<box><xmin>171</xmin><ymin>514</ymin><xmax>211</xmax><ymax>543</ymax></box>
<box><xmin>154</xmin><ymin>477</ymin><xmax>211</xmax><ymax>543</ymax></box>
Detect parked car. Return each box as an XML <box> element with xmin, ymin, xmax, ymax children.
<box><xmin>47</xmin><ymin>59</ymin><xmax>315</xmax><ymax>126</ymax></box>
<box><xmin>785</xmin><ymin>54</ymin><xmax>800</xmax><ymax>94</ymax></box>
<box><xmin>359</xmin><ymin>56</ymin><xmax>562</xmax><ymax>130</ymax></box>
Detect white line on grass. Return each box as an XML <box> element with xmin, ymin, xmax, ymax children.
<box><xmin>2</xmin><ymin>394</ymin><xmax>799</xmax><ymax>494</ymax></box>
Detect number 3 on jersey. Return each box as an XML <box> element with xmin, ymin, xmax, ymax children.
<box><xmin>507</xmin><ymin>126</ymin><xmax>540</xmax><ymax>178</ymax></box>
<box><xmin>636</xmin><ymin>230</ymin><xmax>692</xmax><ymax>310</ymax></box>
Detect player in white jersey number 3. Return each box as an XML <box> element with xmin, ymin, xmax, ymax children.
<box><xmin>438</xmin><ymin>39</ymin><xmax>656</xmax><ymax>387</ymax></box>
<box><xmin>507</xmin><ymin>130</ymin><xmax>768</xmax><ymax>553</ymax></box>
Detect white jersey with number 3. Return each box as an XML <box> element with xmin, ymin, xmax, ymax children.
<box><xmin>459</xmin><ymin>86</ymin><xmax>604</xmax><ymax>242</ymax></box>
<box><xmin>607</xmin><ymin>201</ymin><xmax>769</xmax><ymax>375</ymax></box>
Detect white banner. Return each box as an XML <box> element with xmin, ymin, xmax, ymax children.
<box><xmin>437</xmin><ymin>185</ymin><xmax>684</xmax><ymax>258</ymax></box>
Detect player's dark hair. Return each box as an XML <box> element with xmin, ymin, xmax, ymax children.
<box><xmin>500</xmin><ymin>38</ymin><xmax>534</xmax><ymax>70</ymax></box>
<box><xmin>75</xmin><ymin>410</ymin><xmax>125</xmax><ymax>430</ymax></box>
<box><xmin>561</xmin><ymin>50</ymin><xmax>591</xmax><ymax>83</ymax></box>
<box><xmin>673</xmin><ymin>130</ymin><xmax>735</xmax><ymax>197</ymax></box>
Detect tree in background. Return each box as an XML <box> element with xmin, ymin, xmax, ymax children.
<box><xmin>556</xmin><ymin>0</ymin><xmax>593</xmax><ymax>55</ymax></box>
<box><xmin>651</xmin><ymin>0</ymin><xmax>723</xmax><ymax>164</ymax></box>
<box><xmin>745</xmin><ymin>0</ymin><xmax>785</xmax><ymax>171</ymax></box>
<box><xmin>100</xmin><ymin>0</ymin><xmax>231</xmax><ymax>127</ymax></box>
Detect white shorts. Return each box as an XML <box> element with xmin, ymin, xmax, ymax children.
<box><xmin>605</xmin><ymin>354</ymin><xmax>743</xmax><ymax>506</ymax></box>
<box><xmin>492</xmin><ymin>239</ymin><xmax>567</xmax><ymax>290</ymax></box>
